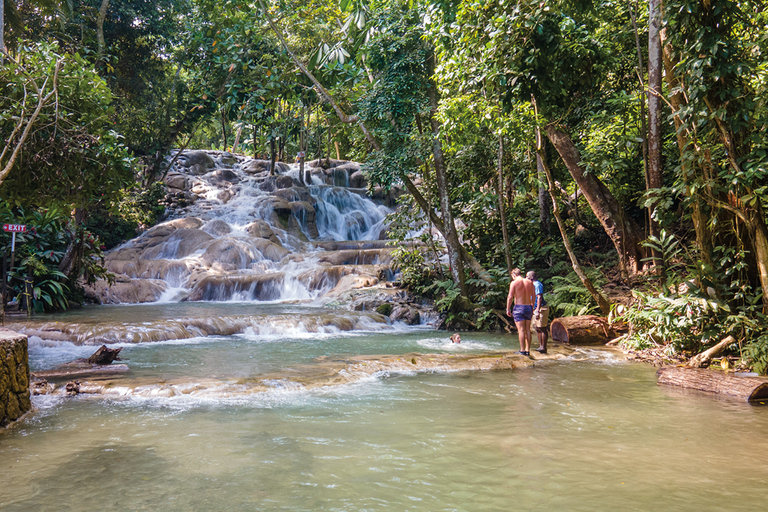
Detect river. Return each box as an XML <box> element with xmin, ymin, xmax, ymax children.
<box><xmin>2</xmin><ymin>302</ymin><xmax>768</xmax><ymax>511</ymax></box>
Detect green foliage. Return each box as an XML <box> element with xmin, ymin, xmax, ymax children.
<box><xmin>1</xmin><ymin>41</ymin><xmax>134</xmax><ymax>209</ymax></box>
<box><xmin>621</xmin><ymin>291</ymin><xmax>728</xmax><ymax>353</ymax></box>
<box><xmin>547</xmin><ymin>269</ymin><xmax>607</xmax><ymax>318</ymax></box>
<box><xmin>0</xmin><ymin>199</ymin><xmax>110</xmax><ymax>310</ymax></box>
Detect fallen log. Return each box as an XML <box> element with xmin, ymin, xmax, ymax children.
<box><xmin>550</xmin><ymin>315</ymin><xmax>616</xmax><ymax>345</ymax></box>
<box><xmin>657</xmin><ymin>366</ymin><xmax>768</xmax><ymax>402</ymax></box>
<box><xmin>687</xmin><ymin>335</ymin><xmax>737</xmax><ymax>368</ymax></box>
<box><xmin>32</xmin><ymin>364</ymin><xmax>129</xmax><ymax>380</ymax></box>
<box><xmin>87</xmin><ymin>345</ymin><xmax>122</xmax><ymax>365</ymax></box>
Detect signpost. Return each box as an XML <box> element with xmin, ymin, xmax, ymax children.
<box><xmin>2</xmin><ymin>224</ymin><xmax>27</xmax><ymax>312</ymax></box>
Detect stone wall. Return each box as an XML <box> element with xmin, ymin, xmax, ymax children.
<box><xmin>1</xmin><ymin>328</ymin><xmax>31</xmax><ymax>428</ymax></box>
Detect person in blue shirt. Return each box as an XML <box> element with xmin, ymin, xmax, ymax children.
<box><xmin>526</xmin><ymin>271</ymin><xmax>549</xmax><ymax>354</ymax></box>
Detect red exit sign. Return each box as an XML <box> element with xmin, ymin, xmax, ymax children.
<box><xmin>3</xmin><ymin>224</ymin><xmax>27</xmax><ymax>233</ymax></box>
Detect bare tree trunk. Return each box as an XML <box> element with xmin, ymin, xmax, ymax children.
<box><xmin>1</xmin><ymin>58</ymin><xmax>64</xmax><ymax>187</ymax></box>
<box><xmin>427</xmin><ymin>81</ymin><xmax>466</xmax><ymax>296</ymax></box>
<box><xmin>269</xmin><ymin>137</ymin><xmax>276</xmax><ymax>175</ymax></box>
<box><xmin>537</xmin><ymin>137</ymin><xmax>551</xmax><ymax>236</ymax></box>
<box><xmin>546</xmin><ymin>125</ymin><xmax>644</xmax><ymax>279</ymax></box>
<box><xmin>232</xmin><ymin>123</ymin><xmax>243</xmax><ymax>154</ymax></box>
<box><xmin>534</xmin><ymin>106</ymin><xmax>611</xmax><ymax>315</ymax></box>
<box><xmin>647</xmin><ymin>0</ymin><xmax>663</xmax><ymax>241</ymax></box>
<box><xmin>629</xmin><ymin>0</ymin><xmax>651</xmax><ymax>241</ymax></box>
<box><xmin>497</xmin><ymin>134</ymin><xmax>513</xmax><ymax>274</ymax></box>
<box><xmin>96</xmin><ymin>0</ymin><xmax>110</xmax><ymax>64</ymax></box>
<box><xmin>220</xmin><ymin>108</ymin><xmax>228</xmax><ymax>151</ymax></box>
<box><xmin>1</xmin><ymin>0</ymin><xmax>5</xmax><ymax>62</ymax></box>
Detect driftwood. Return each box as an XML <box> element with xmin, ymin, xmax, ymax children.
<box><xmin>687</xmin><ymin>335</ymin><xmax>737</xmax><ymax>368</ymax></box>
<box><xmin>550</xmin><ymin>315</ymin><xmax>619</xmax><ymax>345</ymax></box>
<box><xmin>87</xmin><ymin>345</ymin><xmax>122</xmax><ymax>365</ymax></box>
<box><xmin>657</xmin><ymin>366</ymin><xmax>768</xmax><ymax>402</ymax></box>
<box><xmin>32</xmin><ymin>364</ymin><xmax>129</xmax><ymax>380</ymax></box>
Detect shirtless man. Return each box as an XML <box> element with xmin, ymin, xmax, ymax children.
<box><xmin>506</xmin><ymin>268</ymin><xmax>535</xmax><ymax>356</ymax></box>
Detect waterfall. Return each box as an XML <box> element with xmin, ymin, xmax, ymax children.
<box><xmin>92</xmin><ymin>153</ymin><xmax>398</xmax><ymax>305</ymax></box>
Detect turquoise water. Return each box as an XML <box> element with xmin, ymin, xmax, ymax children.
<box><xmin>2</xmin><ymin>305</ymin><xmax>768</xmax><ymax>511</ymax></box>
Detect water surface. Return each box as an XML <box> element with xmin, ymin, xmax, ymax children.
<box><xmin>2</xmin><ymin>306</ymin><xmax>767</xmax><ymax>511</ymax></box>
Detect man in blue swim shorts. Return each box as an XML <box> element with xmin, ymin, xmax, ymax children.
<box><xmin>506</xmin><ymin>268</ymin><xmax>536</xmax><ymax>356</ymax></box>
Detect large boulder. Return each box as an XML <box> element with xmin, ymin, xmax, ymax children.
<box><xmin>200</xmin><ymin>238</ymin><xmax>257</xmax><ymax>270</ymax></box>
<box><xmin>251</xmin><ymin>238</ymin><xmax>291</xmax><ymax>262</ymax></box>
<box><xmin>349</xmin><ymin>170</ymin><xmax>367</xmax><ymax>189</ymax></box>
<box><xmin>290</xmin><ymin>201</ymin><xmax>319</xmax><ymax>238</ymax></box>
<box><xmin>201</xmin><ymin>219</ymin><xmax>232</xmax><ymax>237</ymax></box>
<box><xmin>242</xmin><ymin>159</ymin><xmax>271</xmax><ymax>174</ymax></box>
<box><xmin>84</xmin><ymin>275</ymin><xmax>167</xmax><ymax>304</ymax></box>
<box><xmin>176</xmin><ymin>150</ymin><xmax>215</xmax><ymax>169</ymax></box>
<box><xmin>163</xmin><ymin>172</ymin><xmax>190</xmax><ymax>191</ymax></box>
<box><xmin>206</xmin><ymin>169</ymin><xmax>240</xmax><ymax>186</ymax></box>
<box><xmin>140</xmin><ymin>229</ymin><xmax>215</xmax><ymax>260</ymax></box>
<box><xmin>276</xmin><ymin>175</ymin><xmax>298</xmax><ymax>189</ymax></box>
<box><xmin>390</xmin><ymin>305</ymin><xmax>421</xmax><ymax>325</ymax></box>
<box><xmin>245</xmin><ymin>220</ymin><xmax>282</xmax><ymax>245</ymax></box>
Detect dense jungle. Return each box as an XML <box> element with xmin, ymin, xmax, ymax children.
<box><xmin>2</xmin><ymin>0</ymin><xmax>768</xmax><ymax>373</ymax></box>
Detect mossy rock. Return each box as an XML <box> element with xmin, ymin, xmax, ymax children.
<box><xmin>376</xmin><ymin>303</ymin><xmax>393</xmax><ymax>316</ymax></box>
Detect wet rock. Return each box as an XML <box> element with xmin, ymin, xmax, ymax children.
<box><xmin>390</xmin><ymin>305</ymin><xmax>421</xmax><ymax>325</ymax></box>
<box><xmin>251</xmin><ymin>238</ymin><xmax>291</xmax><ymax>262</ymax></box>
<box><xmin>84</xmin><ymin>275</ymin><xmax>167</xmax><ymax>304</ymax></box>
<box><xmin>242</xmin><ymin>159</ymin><xmax>272</xmax><ymax>174</ymax></box>
<box><xmin>140</xmin><ymin>229</ymin><xmax>215</xmax><ymax>260</ymax></box>
<box><xmin>217</xmin><ymin>190</ymin><xmax>233</xmax><ymax>203</ymax></box>
<box><xmin>163</xmin><ymin>172</ymin><xmax>189</xmax><ymax>191</ymax></box>
<box><xmin>307</xmin><ymin>158</ymin><xmax>346</xmax><ymax>169</ymax></box>
<box><xmin>200</xmin><ymin>238</ymin><xmax>258</xmax><ymax>270</ymax></box>
<box><xmin>276</xmin><ymin>175</ymin><xmax>298</xmax><ymax>189</ymax></box>
<box><xmin>268</xmin><ymin>197</ymin><xmax>293</xmax><ymax>219</ymax></box>
<box><xmin>207</xmin><ymin>169</ymin><xmax>240</xmax><ymax>186</ymax></box>
<box><xmin>216</xmin><ymin>152</ymin><xmax>237</xmax><ymax>167</ymax></box>
<box><xmin>290</xmin><ymin>201</ymin><xmax>318</xmax><ymax>238</ymax></box>
<box><xmin>244</xmin><ymin>220</ymin><xmax>282</xmax><ymax>245</ymax></box>
<box><xmin>176</xmin><ymin>150</ymin><xmax>215</xmax><ymax>170</ymax></box>
<box><xmin>349</xmin><ymin>170</ymin><xmax>367</xmax><ymax>189</ymax></box>
<box><xmin>201</xmin><ymin>219</ymin><xmax>232</xmax><ymax>237</ymax></box>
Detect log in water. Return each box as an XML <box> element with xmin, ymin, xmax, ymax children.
<box><xmin>550</xmin><ymin>315</ymin><xmax>616</xmax><ymax>345</ymax></box>
<box><xmin>657</xmin><ymin>366</ymin><xmax>768</xmax><ymax>402</ymax></box>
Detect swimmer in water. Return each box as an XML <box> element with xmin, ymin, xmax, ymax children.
<box><xmin>450</xmin><ymin>333</ymin><xmax>461</xmax><ymax>344</ymax></box>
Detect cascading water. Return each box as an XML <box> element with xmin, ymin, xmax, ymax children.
<box><xmin>85</xmin><ymin>152</ymin><xmax>398</xmax><ymax>305</ymax></box>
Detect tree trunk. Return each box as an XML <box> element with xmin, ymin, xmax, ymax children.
<box><xmin>537</xmin><ymin>140</ymin><xmax>551</xmax><ymax>237</ymax></box>
<box><xmin>657</xmin><ymin>366</ymin><xmax>768</xmax><ymax>402</ymax></box>
<box><xmin>497</xmin><ymin>134</ymin><xmax>513</xmax><ymax>274</ymax></box>
<box><xmin>400</xmin><ymin>174</ymin><xmax>493</xmax><ymax>285</ymax></box>
<box><xmin>647</xmin><ymin>0</ymin><xmax>663</xmax><ymax>244</ymax></box>
<box><xmin>661</xmin><ymin>32</ymin><xmax>715</xmax><ymax>270</ymax></box>
<box><xmin>550</xmin><ymin>315</ymin><xmax>618</xmax><ymax>345</ymax></box>
<box><xmin>546</xmin><ymin>124</ymin><xmax>644</xmax><ymax>278</ymax></box>
<box><xmin>688</xmin><ymin>335</ymin><xmax>736</xmax><ymax>368</ymax></box>
<box><xmin>96</xmin><ymin>0</ymin><xmax>109</xmax><ymax>64</ymax></box>
<box><xmin>428</xmin><ymin>84</ymin><xmax>466</xmax><ymax>296</ymax></box>
<box><xmin>220</xmin><ymin>108</ymin><xmax>229</xmax><ymax>151</ymax></box>
<box><xmin>269</xmin><ymin>137</ymin><xmax>276</xmax><ymax>176</ymax></box>
<box><xmin>232</xmin><ymin>123</ymin><xmax>243</xmax><ymax>154</ymax></box>
<box><xmin>533</xmin><ymin>110</ymin><xmax>611</xmax><ymax>315</ymax></box>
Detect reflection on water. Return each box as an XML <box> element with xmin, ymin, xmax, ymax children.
<box><xmin>2</xmin><ymin>308</ymin><xmax>768</xmax><ymax>511</ymax></box>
